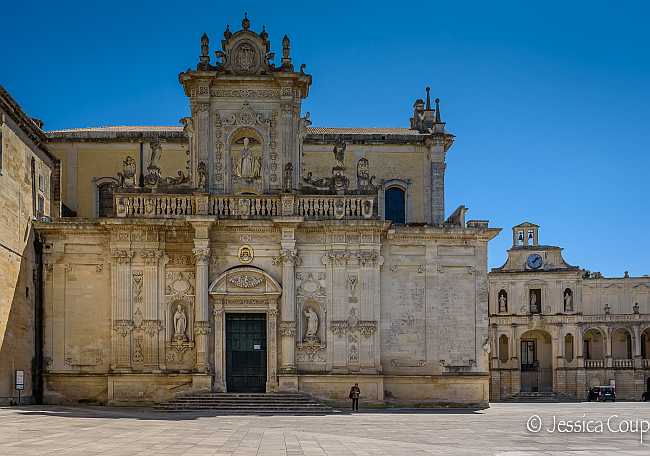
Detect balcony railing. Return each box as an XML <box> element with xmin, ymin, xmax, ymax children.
<box><xmin>114</xmin><ymin>192</ymin><xmax>376</xmax><ymax>220</ymax></box>
<box><xmin>584</xmin><ymin>359</ymin><xmax>605</xmax><ymax>369</ymax></box>
<box><xmin>612</xmin><ymin>359</ymin><xmax>633</xmax><ymax>369</ymax></box>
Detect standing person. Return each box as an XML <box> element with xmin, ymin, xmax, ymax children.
<box><xmin>349</xmin><ymin>383</ymin><xmax>360</xmax><ymax>411</ymax></box>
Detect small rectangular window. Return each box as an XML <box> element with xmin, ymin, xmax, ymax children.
<box><xmin>38</xmin><ymin>174</ymin><xmax>44</xmax><ymax>192</ymax></box>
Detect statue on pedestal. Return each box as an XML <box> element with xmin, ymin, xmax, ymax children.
<box><xmin>304</xmin><ymin>308</ymin><xmax>319</xmax><ymax>341</ymax></box>
<box><xmin>173</xmin><ymin>304</ymin><xmax>187</xmax><ymax>341</ymax></box>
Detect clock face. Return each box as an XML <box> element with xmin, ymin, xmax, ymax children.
<box><xmin>527</xmin><ymin>254</ymin><xmax>543</xmax><ymax>269</ymax></box>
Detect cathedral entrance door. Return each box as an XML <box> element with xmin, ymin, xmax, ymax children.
<box><xmin>226</xmin><ymin>313</ymin><xmax>267</xmax><ymax>392</ymax></box>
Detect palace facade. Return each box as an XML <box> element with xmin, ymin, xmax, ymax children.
<box><xmin>489</xmin><ymin>223</ymin><xmax>650</xmax><ymax>401</ymax></box>
<box><xmin>30</xmin><ymin>16</ymin><xmax>498</xmax><ymax>406</ymax></box>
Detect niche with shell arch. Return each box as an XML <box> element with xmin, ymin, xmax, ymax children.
<box><xmin>301</xmin><ymin>298</ymin><xmax>324</xmax><ymax>343</ymax></box>
<box><xmin>227</xmin><ymin>127</ymin><xmax>266</xmax><ymax>194</ymax></box>
<box><xmin>168</xmin><ymin>297</ymin><xmax>194</xmax><ymax>342</ymax></box>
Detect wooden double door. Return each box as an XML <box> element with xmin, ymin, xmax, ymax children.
<box><xmin>225</xmin><ymin>313</ymin><xmax>267</xmax><ymax>392</ymax></box>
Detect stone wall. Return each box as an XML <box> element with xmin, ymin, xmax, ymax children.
<box><xmin>0</xmin><ymin>107</ymin><xmax>55</xmax><ymax>404</ymax></box>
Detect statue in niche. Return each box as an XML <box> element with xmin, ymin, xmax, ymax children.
<box><xmin>498</xmin><ymin>290</ymin><xmax>508</xmax><ymax>313</ymax></box>
<box><xmin>356</xmin><ymin>157</ymin><xmax>377</xmax><ymax>194</ymax></box>
<box><xmin>529</xmin><ymin>292</ymin><xmax>540</xmax><ymax>313</ymax></box>
<box><xmin>303</xmin><ymin>308</ymin><xmax>319</xmax><ymax>341</ymax></box>
<box><xmin>173</xmin><ymin>304</ymin><xmax>187</xmax><ymax>341</ymax></box>
<box><xmin>234</xmin><ymin>137</ymin><xmax>261</xmax><ymax>180</ymax></box>
<box><xmin>564</xmin><ymin>289</ymin><xmax>573</xmax><ymax>311</ymax></box>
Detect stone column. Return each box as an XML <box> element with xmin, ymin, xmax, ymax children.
<box><xmin>212</xmin><ymin>298</ymin><xmax>226</xmax><ymax>392</ymax></box>
<box><xmin>193</xmin><ymin>245</ymin><xmax>210</xmax><ymax>373</ymax></box>
<box><xmin>142</xmin><ymin>249</ymin><xmax>163</xmax><ymax>370</ymax></box>
<box><xmin>278</xmin><ymin>250</ymin><xmax>298</xmax><ymax>372</ymax></box>
<box><xmin>633</xmin><ymin>324</ymin><xmax>643</xmax><ymax>369</ymax></box>
<box><xmin>111</xmin><ymin>249</ymin><xmax>134</xmax><ymax>370</ymax></box>
<box><xmin>273</xmin><ymin>221</ymin><xmax>302</xmax><ymax>391</ymax></box>
<box><xmin>267</xmin><ymin>302</ymin><xmax>279</xmax><ymax>392</ymax></box>
<box><xmin>191</xmin><ymin>219</ymin><xmax>213</xmax><ymax>376</ymax></box>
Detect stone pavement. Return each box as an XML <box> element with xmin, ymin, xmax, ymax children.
<box><xmin>1</xmin><ymin>403</ymin><xmax>650</xmax><ymax>455</ymax></box>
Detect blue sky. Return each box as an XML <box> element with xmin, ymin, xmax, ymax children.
<box><xmin>1</xmin><ymin>1</ymin><xmax>648</xmax><ymax>276</ymax></box>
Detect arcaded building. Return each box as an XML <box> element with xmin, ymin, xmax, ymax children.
<box><xmin>35</xmin><ymin>16</ymin><xmax>499</xmax><ymax>406</ymax></box>
<box><xmin>489</xmin><ymin>222</ymin><xmax>650</xmax><ymax>401</ymax></box>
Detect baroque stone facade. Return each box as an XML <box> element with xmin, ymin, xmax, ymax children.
<box><xmin>489</xmin><ymin>223</ymin><xmax>650</xmax><ymax>401</ymax></box>
<box><xmin>34</xmin><ymin>16</ymin><xmax>499</xmax><ymax>406</ymax></box>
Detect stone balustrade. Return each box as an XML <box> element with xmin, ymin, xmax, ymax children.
<box><xmin>584</xmin><ymin>359</ymin><xmax>605</xmax><ymax>369</ymax></box>
<box><xmin>114</xmin><ymin>192</ymin><xmax>376</xmax><ymax>220</ymax></box>
<box><xmin>612</xmin><ymin>358</ymin><xmax>634</xmax><ymax>369</ymax></box>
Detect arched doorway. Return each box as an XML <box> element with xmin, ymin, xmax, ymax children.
<box><xmin>209</xmin><ymin>266</ymin><xmax>282</xmax><ymax>393</ymax></box>
<box><xmin>520</xmin><ymin>329</ymin><xmax>553</xmax><ymax>392</ymax></box>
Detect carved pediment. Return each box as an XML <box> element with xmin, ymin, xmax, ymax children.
<box><xmin>209</xmin><ymin>266</ymin><xmax>281</xmax><ymax>296</ymax></box>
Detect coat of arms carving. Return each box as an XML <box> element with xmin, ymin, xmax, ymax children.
<box><xmin>234</xmin><ymin>43</ymin><xmax>257</xmax><ymax>73</ymax></box>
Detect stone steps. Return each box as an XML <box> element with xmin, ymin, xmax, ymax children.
<box><xmin>503</xmin><ymin>392</ymin><xmax>577</xmax><ymax>403</ymax></box>
<box><xmin>155</xmin><ymin>392</ymin><xmax>337</xmax><ymax>414</ymax></box>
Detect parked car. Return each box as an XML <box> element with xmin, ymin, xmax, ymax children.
<box><xmin>588</xmin><ymin>386</ymin><xmax>616</xmax><ymax>402</ymax></box>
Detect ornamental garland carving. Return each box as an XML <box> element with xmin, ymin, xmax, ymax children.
<box><xmin>279</xmin><ymin>321</ymin><xmax>296</xmax><ymax>337</ymax></box>
<box><xmin>272</xmin><ymin>249</ymin><xmax>301</xmax><ymax>266</ymax></box>
<box><xmin>194</xmin><ymin>321</ymin><xmax>212</xmax><ymax>336</ymax></box>
<box><xmin>113</xmin><ymin>320</ymin><xmax>134</xmax><ymax>337</ymax></box>
<box><xmin>111</xmin><ymin>249</ymin><xmax>134</xmax><ymax>264</ymax></box>
<box><xmin>228</xmin><ymin>274</ymin><xmax>264</xmax><ymax>288</ymax></box>
<box><xmin>296</xmin><ymin>338</ymin><xmax>326</xmax><ymax>362</ymax></box>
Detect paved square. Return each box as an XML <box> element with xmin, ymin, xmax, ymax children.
<box><xmin>1</xmin><ymin>403</ymin><xmax>650</xmax><ymax>455</ymax></box>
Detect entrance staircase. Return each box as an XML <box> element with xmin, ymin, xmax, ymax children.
<box><xmin>502</xmin><ymin>391</ymin><xmax>577</xmax><ymax>403</ymax></box>
<box><xmin>155</xmin><ymin>392</ymin><xmax>337</xmax><ymax>414</ymax></box>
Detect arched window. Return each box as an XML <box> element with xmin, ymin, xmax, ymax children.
<box><xmin>564</xmin><ymin>334</ymin><xmax>574</xmax><ymax>362</ymax></box>
<box><xmin>499</xmin><ymin>335</ymin><xmax>509</xmax><ymax>363</ymax></box>
<box><xmin>385</xmin><ymin>187</ymin><xmax>405</xmax><ymax>224</ymax></box>
<box><xmin>97</xmin><ymin>182</ymin><xmax>116</xmax><ymax>217</ymax></box>
<box><xmin>498</xmin><ymin>289</ymin><xmax>508</xmax><ymax>313</ymax></box>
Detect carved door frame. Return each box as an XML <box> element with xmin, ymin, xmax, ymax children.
<box><xmin>209</xmin><ymin>266</ymin><xmax>281</xmax><ymax>392</ymax></box>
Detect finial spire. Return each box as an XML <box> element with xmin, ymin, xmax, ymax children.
<box><xmin>260</xmin><ymin>25</ymin><xmax>268</xmax><ymax>41</ymax></box>
<box><xmin>434</xmin><ymin>98</ymin><xmax>442</xmax><ymax>123</ymax></box>
<box><xmin>282</xmin><ymin>34</ymin><xmax>293</xmax><ymax>70</ymax></box>
<box><xmin>425</xmin><ymin>86</ymin><xmax>431</xmax><ymax>111</ymax></box>
<box><xmin>224</xmin><ymin>24</ymin><xmax>232</xmax><ymax>40</ymax></box>
<box><xmin>242</xmin><ymin>12</ymin><xmax>250</xmax><ymax>31</ymax></box>
<box><xmin>199</xmin><ymin>33</ymin><xmax>210</xmax><ymax>67</ymax></box>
